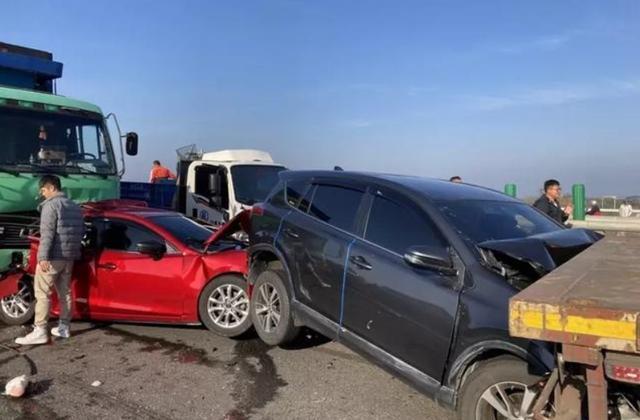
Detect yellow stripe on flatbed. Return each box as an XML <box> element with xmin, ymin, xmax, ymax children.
<box><xmin>510</xmin><ymin>301</ymin><xmax>638</xmax><ymax>352</ymax></box>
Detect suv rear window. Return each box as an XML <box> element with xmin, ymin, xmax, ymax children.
<box><xmin>286</xmin><ymin>180</ymin><xmax>309</xmax><ymax>208</ymax></box>
<box><xmin>365</xmin><ymin>195</ymin><xmax>444</xmax><ymax>255</ymax></box>
<box><xmin>308</xmin><ymin>184</ymin><xmax>363</xmax><ymax>233</ymax></box>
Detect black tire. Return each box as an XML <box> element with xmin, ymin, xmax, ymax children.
<box><xmin>457</xmin><ymin>356</ymin><xmax>543</xmax><ymax>420</ymax></box>
<box><xmin>0</xmin><ymin>277</ymin><xmax>35</xmax><ymax>325</ymax></box>
<box><xmin>198</xmin><ymin>274</ymin><xmax>252</xmax><ymax>338</ymax></box>
<box><xmin>250</xmin><ymin>269</ymin><xmax>299</xmax><ymax>346</ymax></box>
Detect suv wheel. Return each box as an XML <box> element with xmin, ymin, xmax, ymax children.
<box><xmin>250</xmin><ymin>269</ymin><xmax>299</xmax><ymax>346</ymax></box>
<box><xmin>457</xmin><ymin>356</ymin><xmax>542</xmax><ymax>420</ymax></box>
<box><xmin>199</xmin><ymin>275</ymin><xmax>252</xmax><ymax>337</ymax></box>
<box><xmin>0</xmin><ymin>279</ymin><xmax>35</xmax><ymax>325</ymax></box>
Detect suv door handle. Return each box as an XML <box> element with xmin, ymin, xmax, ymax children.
<box><xmin>97</xmin><ymin>263</ymin><xmax>117</xmax><ymax>271</ymax></box>
<box><xmin>283</xmin><ymin>228</ymin><xmax>300</xmax><ymax>239</ymax></box>
<box><xmin>350</xmin><ymin>255</ymin><xmax>372</xmax><ymax>270</ymax></box>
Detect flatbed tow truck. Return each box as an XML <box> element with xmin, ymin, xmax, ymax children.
<box><xmin>510</xmin><ymin>233</ymin><xmax>640</xmax><ymax>419</ymax></box>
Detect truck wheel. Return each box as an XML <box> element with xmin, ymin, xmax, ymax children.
<box><xmin>250</xmin><ymin>269</ymin><xmax>299</xmax><ymax>346</ymax></box>
<box><xmin>0</xmin><ymin>278</ymin><xmax>35</xmax><ymax>325</ymax></box>
<box><xmin>199</xmin><ymin>275</ymin><xmax>252</xmax><ymax>338</ymax></box>
<box><xmin>457</xmin><ymin>356</ymin><xmax>542</xmax><ymax>420</ymax></box>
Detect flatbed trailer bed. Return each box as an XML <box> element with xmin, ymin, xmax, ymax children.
<box><xmin>510</xmin><ymin>233</ymin><xmax>640</xmax><ymax>419</ymax></box>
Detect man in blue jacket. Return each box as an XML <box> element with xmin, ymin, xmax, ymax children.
<box><xmin>16</xmin><ymin>175</ymin><xmax>84</xmax><ymax>345</ymax></box>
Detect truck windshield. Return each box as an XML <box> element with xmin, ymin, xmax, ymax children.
<box><xmin>437</xmin><ymin>200</ymin><xmax>562</xmax><ymax>244</ymax></box>
<box><xmin>0</xmin><ymin>106</ymin><xmax>116</xmax><ymax>175</ymax></box>
<box><xmin>149</xmin><ymin>215</ymin><xmax>212</xmax><ymax>251</ymax></box>
<box><xmin>231</xmin><ymin>165</ymin><xmax>287</xmax><ymax>205</ymax></box>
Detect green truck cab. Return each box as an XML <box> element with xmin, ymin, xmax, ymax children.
<box><xmin>0</xmin><ymin>43</ymin><xmax>137</xmax><ymax>277</ymax></box>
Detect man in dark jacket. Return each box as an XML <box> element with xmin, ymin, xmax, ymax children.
<box><xmin>533</xmin><ymin>179</ymin><xmax>573</xmax><ymax>224</ymax></box>
<box><xmin>16</xmin><ymin>175</ymin><xmax>83</xmax><ymax>345</ymax></box>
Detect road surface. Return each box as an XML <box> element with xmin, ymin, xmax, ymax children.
<box><xmin>0</xmin><ymin>322</ymin><xmax>454</xmax><ymax>419</ymax></box>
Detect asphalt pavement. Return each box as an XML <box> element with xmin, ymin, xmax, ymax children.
<box><xmin>0</xmin><ymin>322</ymin><xmax>454</xmax><ymax>420</ymax></box>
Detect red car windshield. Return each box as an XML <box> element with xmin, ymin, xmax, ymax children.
<box><xmin>148</xmin><ymin>215</ymin><xmax>212</xmax><ymax>250</ymax></box>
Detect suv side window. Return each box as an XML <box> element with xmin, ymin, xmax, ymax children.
<box><xmin>365</xmin><ymin>194</ymin><xmax>445</xmax><ymax>255</ymax></box>
<box><xmin>308</xmin><ymin>184</ymin><xmax>364</xmax><ymax>233</ymax></box>
<box><xmin>100</xmin><ymin>219</ymin><xmax>166</xmax><ymax>253</ymax></box>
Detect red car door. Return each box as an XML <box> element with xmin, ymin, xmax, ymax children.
<box><xmin>93</xmin><ymin>218</ymin><xmax>186</xmax><ymax>321</ymax></box>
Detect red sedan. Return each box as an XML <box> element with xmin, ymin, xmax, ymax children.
<box><xmin>0</xmin><ymin>200</ymin><xmax>252</xmax><ymax>337</ymax></box>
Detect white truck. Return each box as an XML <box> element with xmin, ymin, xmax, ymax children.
<box><xmin>173</xmin><ymin>147</ymin><xmax>287</xmax><ymax>225</ymax></box>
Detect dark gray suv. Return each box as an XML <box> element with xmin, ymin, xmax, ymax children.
<box><xmin>247</xmin><ymin>170</ymin><xmax>600</xmax><ymax>419</ymax></box>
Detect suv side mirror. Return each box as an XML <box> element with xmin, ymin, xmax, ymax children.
<box><xmin>136</xmin><ymin>240</ymin><xmax>166</xmax><ymax>260</ymax></box>
<box><xmin>404</xmin><ymin>245</ymin><xmax>457</xmax><ymax>276</ymax></box>
<box><xmin>125</xmin><ymin>132</ymin><xmax>138</xmax><ymax>156</ymax></box>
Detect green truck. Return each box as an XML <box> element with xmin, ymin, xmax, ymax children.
<box><xmin>0</xmin><ymin>42</ymin><xmax>137</xmax><ymax>287</ymax></box>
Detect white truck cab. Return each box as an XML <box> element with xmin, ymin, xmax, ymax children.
<box><xmin>179</xmin><ymin>149</ymin><xmax>286</xmax><ymax>225</ymax></box>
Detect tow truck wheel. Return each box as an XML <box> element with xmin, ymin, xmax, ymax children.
<box><xmin>250</xmin><ymin>269</ymin><xmax>299</xmax><ymax>346</ymax></box>
<box><xmin>457</xmin><ymin>356</ymin><xmax>542</xmax><ymax>420</ymax></box>
<box><xmin>0</xmin><ymin>279</ymin><xmax>35</xmax><ymax>325</ymax></box>
<box><xmin>199</xmin><ymin>275</ymin><xmax>252</xmax><ymax>338</ymax></box>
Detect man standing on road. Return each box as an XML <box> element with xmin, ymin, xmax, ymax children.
<box><xmin>149</xmin><ymin>160</ymin><xmax>176</xmax><ymax>183</ymax></box>
<box><xmin>533</xmin><ymin>179</ymin><xmax>573</xmax><ymax>224</ymax></box>
<box><xmin>15</xmin><ymin>175</ymin><xmax>83</xmax><ymax>345</ymax></box>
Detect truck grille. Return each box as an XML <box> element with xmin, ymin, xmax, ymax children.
<box><xmin>0</xmin><ymin>215</ymin><xmax>39</xmax><ymax>249</ymax></box>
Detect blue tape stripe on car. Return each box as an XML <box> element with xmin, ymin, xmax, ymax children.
<box><xmin>338</xmin><ymin>238</ymin><xmax>357</xmax><ymax>335</ymax></box>
<box><xmin>273</xmin><ymin>210</ymin><xmax>291</xmax><ymax>248</ymax></box>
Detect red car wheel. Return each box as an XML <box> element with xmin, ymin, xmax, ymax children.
<box><xmin>0</xmin><ymin>279</ymin><xmax>34</xmax><ymax>325</ymax></box>
<box><xmin>198</xmin><ymin>274</ymin><xmax>252</xmax><ymax>338</ymax></box>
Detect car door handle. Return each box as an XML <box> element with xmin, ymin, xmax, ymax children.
<box><xmin>283</xmin><ymin>228</ymin><xmax>300</xmax><ymax>239</ymax></box>
<box><xmin>350</xmin><ymin>255</ymin><xmax>372</xmax><ymax>270</ymax></box>
<box><xmin>97</xmin><ymin>263</ymin><xmax>117</xmax><ymax>271</ymax></box>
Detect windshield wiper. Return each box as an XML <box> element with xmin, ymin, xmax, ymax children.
<box><xmin>66</xmin><ymin>165</ymin><xmax>109</xmax><ymax>179</ymax></box>
<box><xmin>13</xmin><ymin>163</ymin><xmax>69</xmax><ymax>177</ymax></box>
<box><xmin>0</xmin><ymin>165</ymin><xmax>20</xmax><ymax>176</ymax></box>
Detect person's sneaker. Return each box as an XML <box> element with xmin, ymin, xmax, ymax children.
<box><xmin>15</xmin><ymin>326</ymin><xmax>48</xmax><ymax>345</ymax></box>
<box><xmin>51</xmin><ymin>324</ymin><xmax>70</xmax><ymax>339</ymax></box>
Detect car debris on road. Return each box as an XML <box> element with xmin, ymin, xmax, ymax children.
<box><xmin>4</xmin><ymin>375</ymin><xmax>28</xmax><ymax>398</ymax></box>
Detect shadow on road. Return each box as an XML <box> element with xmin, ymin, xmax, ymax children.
<box><xmin>281</xmin><ymin>327</ymin><xmax>332</xmax><ymax>350</ymax></box>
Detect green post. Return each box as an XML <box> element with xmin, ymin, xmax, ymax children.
<box><xmin>504</xmin><ymin>184</ymin><xmax>517</xmax><ymax>198</ymax></box>
<box><xmin>572</xmin><ymin>184</ymin><xmax>586</xmax><ymax>221</ymax></box>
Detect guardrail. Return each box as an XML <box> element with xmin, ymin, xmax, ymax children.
<box><xmin>571</xmin><ymin>216</ymin><xmax>640</xmax><ymax>232</ymax></box>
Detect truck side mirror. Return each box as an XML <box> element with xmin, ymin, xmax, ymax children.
<box><xmin>125</xmin><ymin>132</ymin><xmax>138</xmax><ymax>156</ymax></box>
<box><xmin>208</xmin><ymin>173</ymin><xmax>221</xmax><ymax>195</ymax></box>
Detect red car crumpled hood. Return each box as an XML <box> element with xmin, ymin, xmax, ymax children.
<box><xmin>203</xmin><ymin>210</ymin><xmax>251</xmax><ymax>248</ymax></box>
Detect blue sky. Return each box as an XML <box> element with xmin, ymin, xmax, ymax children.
<box><xmin>2</xmin><ymin>0</ymin><xmax>639</xmax><ymax>196</ymax></box>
